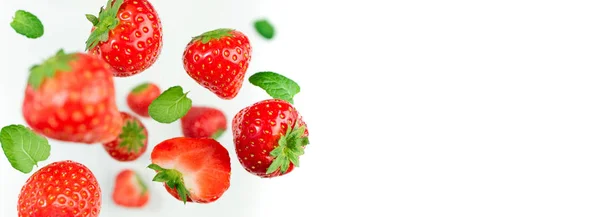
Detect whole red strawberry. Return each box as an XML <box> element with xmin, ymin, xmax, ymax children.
<box><xmin>22</xmin><ymin>49</ymin><xmax>123</xmax><ymax>144</ymax></box>
<box><xmin>148</xmin><ymin>137</ymin><xmax>231</xmax><ymax>203</ymax></box>
<box><xmin>17</xmin><ymin>160</ymin><xmax>102</xmax><ymax>217</ymax></box>
<box><xmin>182</xmin><ymin>28</ymin><xmax>252</xmax><ymax>99</ymax></box>
<box><xmin>127</xmin><ymin>82</ymin><xmax>160</xmax><ymax>117</ymax></box>
<box><xmin>233</xmin><ymin>99</ymin><xmax>309</xmax><ymax>178</ymax></box>
<box><xmin>85</xmin><ymin>0</ymin><xmax>163</xmax><ymax>77</ymax></box>
<box><xmin>181</xmin><ymin>106</ymin><xmax>227</xmax><ymax>139</ymax></box>
<box><xmin>112</xmin><ymin>169</ymin><xmax>149</xmax><ymax>208</ymax></box>
<box><xmin>102</xmin><ymin>112</ymin><xmax>148</xmax><ymax>161</ymax></box>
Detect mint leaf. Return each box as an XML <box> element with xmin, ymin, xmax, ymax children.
<box><xmin>254</xmin><ymin>19</ymin><xmax>275</xmax><ymax>39</ymax></box>
<box><xmin>10</xmin><ymin>10</ymin><xmax>44</xmax><ymax>39</ymax></box>
<box><xmin>0</xmin><ymin>125</ymin><xmax>51</xmax><ymax>174</ymax></box>
<box><xmin>249</xmin><ymin>71</ymin><xmax>300</xmax><ymax>104</ymax></box>
<box><xmin>148</xmin><ymin>86</ymin><xmax>192</xmax><ymax>123</ymax></box>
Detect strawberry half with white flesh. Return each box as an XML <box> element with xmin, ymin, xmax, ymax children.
<box><xmin>148</xmin><ymin>137</ymin><xmax>231</xmax><ymax>204</ymax></box>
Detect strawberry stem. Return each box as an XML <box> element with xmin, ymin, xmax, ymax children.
<box><xmin>85</xmin><ymin>0</ymin><xmax>124</xmax><ymax>50</ymax></box>
<box><xmin>148</xmin><ymin>164</ymin><xmax>191</xmax><ymax>204</ymax></box>
<box><xmin>118</xmin><ymin>120</ymin><xmax>146</xmax><ymax>153</ymax></box>
<box><xmin>266</xmin><ymin>124</ymin><xmax>310</xmax><ymax>174</ymax></box>
<box><xmin>131</xmin><ymin>82</ymin><xmax>150</xmax><ymax>94</ymax></box>
<box><xmin>134</xmin><ymin>172</ymin><xmax>148</xmax><ymax>195</ymax></box>
<box><xmin>28</xmin><ymin>49</ymin><xmax>77</xmax><ymax>90</ymax></box>
<box><xmin>192</xmin><ymin>28</ymin><xmax>234</xmax><ymax>44</ymax></box>
<box><xmin>211</xmin><ymin>129</ymin><xmax>225</xmax><ymax>140</ymax></box>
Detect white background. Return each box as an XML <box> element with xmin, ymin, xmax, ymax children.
<box><xmin>1</xmin><ymin>0</ymin><xmax>600</xmax><ymax>216</ymax></box>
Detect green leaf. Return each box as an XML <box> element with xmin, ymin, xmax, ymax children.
<box><xmin>147</xmin><ymin>163</ymin><xmax>191</xmax><ymax>204</ymax></box>
<box><xmin>192</xmin><ymin>28</ymin><xmax>234</xmax><ymax>44</ymax></box>
<box><xmin>211</xmin><ymin>129</ymin><xmax>225</xmax><ymax>140</ymax></box>
<box><xmin>131</xmin><ymin>82</ymin><xmax>150</xmax><ymax>94</ymax></box>
<box><xmin>249</xmin><ymin>71</ymin><xmax>301</xmax><ymax>104</ymax></box>
<box><xmin>254</xmin><ymin>19</ymin><xmax>275</xmax><ymax>39</ymax></box>
<box><xmin>85</xmin><ymin>0</ymin><xmax>124</xmax><ymax>50</ymax></box>
<box><xmin>27</xmin><ymin>49</ymin><xmax>77</xmax><ymax>90</ymax></box>
<box><xmin>10</xmin><ymin>10</ymin><xmax>44</xmax><ymax>39</ymax></box>
<box><xmin>135</xmin><ymin>172</ymin><xmax>148</xmax><ymax>194</ymax></box>
<box><xmin>148</xmin><ymin>86</ymin><xmax>192</xmax><ymax>124</ymax></box>
<box><xmin>118</xmin><ymin>120</ymin><xmax>146</xmax><ymax>153</ymax></box>
<box><xmin>266</xmin><ymin>154</ymin><xmax>286</xmax><ymax>174</ymax></box>
<box><xmin>0</xmin><ymin>125</ymin><xmax>51</xmax><ymax>174</ymax></box>
<box><xmin>265</xmin><ymin>124</ymin><xmax>309</xmax><ymax>175</ymax></box>
<box><xmin>86</xmin><ymin>14</ymin><xmax>99</xmax><ymax>25</ymax></box>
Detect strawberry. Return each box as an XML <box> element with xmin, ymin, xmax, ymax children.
<box><xmin>102</xmin><ymin>112</ymin><xmax>148</xmax><ymax>161</ymax></box>
<box><xmin>182</xmin><ymin>28</ymin><xmax>252</xmax><ymax>99</ymax></box>
<box><xmin>181</xmin><ymin>106</ymin><xmax>227</xmax><ymax>139</ymax></box>
<box><xmin>85</xmin><ymin>0</ymin><xmax>163</xmax><ymax>77</ymax></box>
<box><xmin>112</xmin><ymin>169</ymin><xmax>149</xmax><ymax>208</ymax></box>
<box><xmin>17</xmin><ymin>160</ymin><xmax>102</xmax><ymax>217</ymax></box>
<box><xmin>232</xmin><ymin>99</ymin><xmax>309</xmax><ymax>178</ymax></box>
<box><xmin>22</xmin><ymin>49</ymin><xmax>123</xmax><ymax>144</ymax></box>
<box><xmin>148</xmin><ymin>137</ymin><xmax>231</xmax><ymax>204</ymax></box>
<box><xmin>127</xmin><ymin>82</ymin><xmax>161</xmax><ymax>117</ymax></box>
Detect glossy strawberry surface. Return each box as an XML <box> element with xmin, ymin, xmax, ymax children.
<box><xmin>183</xmin><ymin>28</ymin><xmax>252</xmax><ymax>99</ymax></box>
<box><xmin>88</xmin><ymin>0</ymin><xmax>163</xmax><ymax>77</ymax></box>
<box><xmin>233</xmin><ymin>99</ymin><xmax>309</xmax><ymax>178</ymax></box>
<box><xmin>17</xmin><ymin>160</ymin><xmax>102</xmax><ymax>217</ymax></box>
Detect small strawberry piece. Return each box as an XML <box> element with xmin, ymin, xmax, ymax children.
<box><xmin>113</xmin><ymin>169</ymin><xmax>149</xmax><ymax>208</ymax></box>
<box><xmin>148</xmin><ymin>137</ymin><xmax>231</xmax><ymax>204</ymax></box>
<box><xmin>17</xmin><ymin>160</ymin><xmax>102</xmax><ymax>217</ymax></box>
<box><xmin>102</xmin><ymin>112</ymin><xmax>148</xmax><ymax>161</ymax></box>
<box><xmin>22</xmin><ymin>49</ymin><xmax>123</xmax><ymax>144</ymax></box>
<box><xmin>86</xmin><ymin>0</ymin><xmax>163</xmax><ymax>77</ymax></box>
<box><xmin>181</xmin><ymin>106</ymin><xmax>227</xmax><ymax>139</ymax></box>
<box><xmin>233</xmin><ymin>99</ymin><xmax>309</xmax><ymax>178</ymax></box>
<box><xmin>127</xmin><ymin>82</ymin><xmax>161</xmax><ymax>117</ymax></box>
<box><xmin>182</xmin><ymin>28</ymin><xmax>252</xmax><ymax>99</ymax></box>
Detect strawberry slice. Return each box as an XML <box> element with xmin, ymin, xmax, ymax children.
<box><xmin>113</xmin><ymin>169</ymin><xmax>149</xmax><ymax>208</ymax></box>
<box><xmin>148</xmin><ymin>137</ymin><xmax>231</xmax><ymax>204</ymax></box>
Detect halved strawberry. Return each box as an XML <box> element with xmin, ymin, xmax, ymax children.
<box><xmin>148</xmin><ymin>137</ymin><xmax>231</xmax><ymax>204</ymax></box>
<box><xmin>113</xmin><ymin>169</ymin><xmax>149</xmax><ymax>208</ymax></box>
<box><xmin>102</xmin><ymin>112</ymin><xmax>148</xmax><ymax>161</ymax></box>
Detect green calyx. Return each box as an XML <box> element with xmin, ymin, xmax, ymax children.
<box><xmin>118</xmin><ymin>120</ymin><xmax>146</xmax><ymax>153</ymax></box>
<box><xmin>28</xmin><ymin>49</ymin><xmax>77</xmax><ymax>90</ymax></box>
<box><xmin>131</xmin><ymin>83</ymin><xmax>150</xmax><ymax>94</ymax></box>
<box><xmin>148</xmin><ymin>164</ymin><xmax>191</xmax><ymax>204</ymax></box>
<box><xmin>192</xmin><ymin>28</ymin><xmax>234</xmax><ymax>44</ymax></box>
<box><xmin>211</xmin><ymin>129</ymin><xmax>225</xmax><ymax>140</ymax></box>
<box><xmin>85</xmin><ymin>0</ymin><xmax>124</xmax><ymax>50</ymax></box>
<box><xmin>134</xmin><ymin>172</ymin><xmax>149</xmax><ymax>195</ymax></box>
<box><xmin>266</xmin><ymin>124</ymin><xmax>310</xmax><ymax>174</ymax></box>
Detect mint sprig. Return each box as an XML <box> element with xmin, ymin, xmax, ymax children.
<box><xmin>0</xmin><ymin>125</ymin><xmax>51</xmax><ymax>174</ymax></box>
<box><xmin>249</xmin><ymin>71</ymin><xmax>300</xmax><ymax>104</ymax></box>
<box><xmin>10</xmin><ymin>10</ymin><xmax>44</xmax><ymax>39</ymax></box>
<box><xmin>148</xmin><ymin>86</ymin><xmax>192</xmax><ymax>124</ymax></box>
